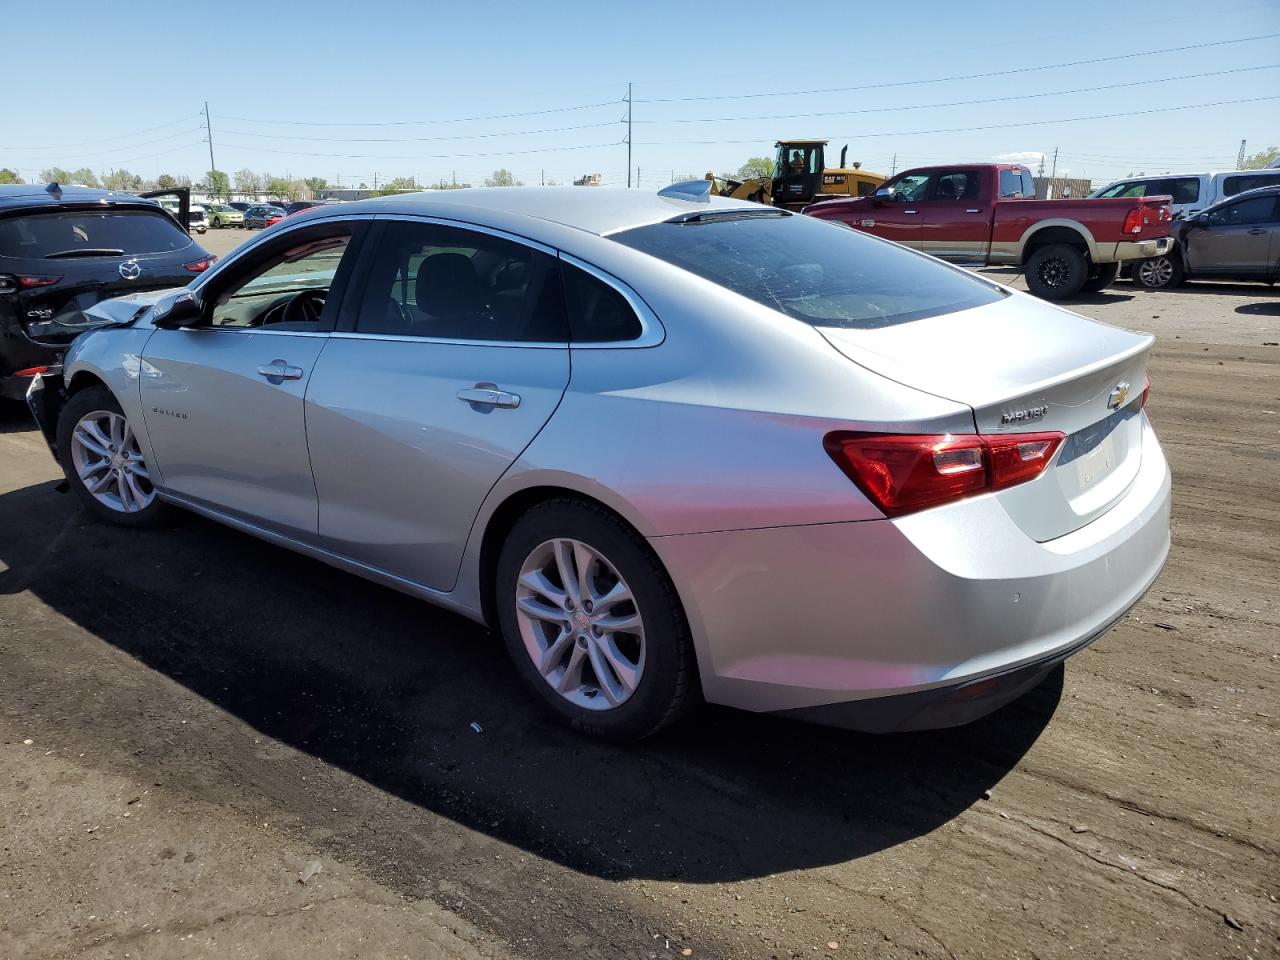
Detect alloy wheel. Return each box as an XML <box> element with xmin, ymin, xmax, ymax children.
<box><xmin>69</xmin><ymin>410</ymin><xmax>155</xmax><ymax>514</ymax></box>
<box><xmin>1138</xmin><ymin>256</ymin><xmax>1174</xmax><ymax>288</ymax></box>
<box><xmin>514</xmin><ymin>538</ymin><xmax>645</xmax><ymax>710</ymax></box>
<box><xmin>1038</xmin><ymin>256</ymin><xmax>1069</xmax><ymax>289</ymax></box>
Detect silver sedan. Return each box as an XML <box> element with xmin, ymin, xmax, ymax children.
<box><xmin>29</xmin><ymin>183</ymin><xmax>1170</xmax><ymax>740</ymax></box>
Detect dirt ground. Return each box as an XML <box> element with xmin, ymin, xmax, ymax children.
<box><xmin>1</xmin><ymin>251</ymin><xmax>1277</xmax><ymax>959</ymax></box>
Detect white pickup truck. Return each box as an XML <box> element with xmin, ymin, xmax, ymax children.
<box><xmin>1090</xmin><ymin>169</ymin><xmax>1280</xmax><ymax>219</ymax></box>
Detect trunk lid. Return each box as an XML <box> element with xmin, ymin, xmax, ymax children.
<box><xmin>818</xmin><ymin>290</ymin><xmax>1151</xmax><ymax>540</ymax></box>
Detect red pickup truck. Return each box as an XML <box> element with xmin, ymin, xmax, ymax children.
<box><xmin>804</xmin><ymin>163</ymin><xmax>1173</xmax><ymax>299</ymax></box>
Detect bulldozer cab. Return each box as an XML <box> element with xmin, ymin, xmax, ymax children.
<box><xmin>774</xmin><ymin>140</ymin><xmax>825</xmax><ymax>206</ymax></box>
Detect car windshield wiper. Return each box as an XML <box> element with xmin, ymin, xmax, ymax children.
<box><xmin>44</xmin><ymin>247</ymin><xmax>126</xmax><ymax>259</ymax></box>
<box><xmin>665</xmin><ymin>208</ymin><xmax>790</xmax><ymax>225</ymax></box>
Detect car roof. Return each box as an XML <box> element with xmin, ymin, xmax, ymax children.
<box><xmin>0</xmin><ymin>183</ymin><xmax>166</xmax><ymax>213</ymax></box>
<box><xmin>290</xmin><ymin>185</ymin><xmax>761</xmax><ymax>237</ymax></box>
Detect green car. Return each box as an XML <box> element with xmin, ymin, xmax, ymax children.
<box><xmin>207</xmin><ymin>203</ymin><xmax>245</xmax><ymax>229</ymax></box>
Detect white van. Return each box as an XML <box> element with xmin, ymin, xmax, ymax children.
<box><xmin>1089</xmin><ymin>169</ymin><xmax>1280</xmax><ymax>219</ymax></box>
<box><xmin>186</xmin><ymin>204</ymin><xmax>208</xmax><ymax>234</ymax></box>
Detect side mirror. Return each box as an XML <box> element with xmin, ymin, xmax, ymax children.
<box><xmin>1191</xmin><ymin>213</ymin><xmax>1209</xmax><ymax>227</ymax></box>
<box><xmin>872</xmin><ymin>187</ymin><xmax>894</xmax><ymax>204</ymax></box>
<box><xmin>152</xmin><ymin>291</ymin><xmax>204</xmax><ymax>329</ymax></box>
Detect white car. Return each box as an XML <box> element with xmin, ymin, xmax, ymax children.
<box><xmin>1090</xmin><ymin>169</ymin><xmax>1280</xmax><ymax>219</ymax></box>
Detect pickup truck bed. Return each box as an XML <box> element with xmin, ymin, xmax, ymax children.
<box><xmin>804</xmin><ymin>163</ymin><xmax>1173</xmax><ymax>299</ymax></box>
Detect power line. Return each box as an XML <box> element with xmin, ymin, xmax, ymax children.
<box><xmin>215</xmin><ymin>119</ymin><xmax>619</xmax><ymax>144</ymax></box>
<box><xmin>637</xmin><ymin>96</ymin><xmax>1280</xmax><ymax>145</ymax></box>
<box><xmin>1</xmin><ymin>114</ymin><xmax>201</xmax><ymax>152</ymax></box>
<box><xmin>632</xmin><ymin>64</ymin><xmax>1280</xmax><ymax>125</ymax></box>
<box><xmin>4</xmin><ymin>126</ymin><xmax>206</xmax><ymax>158</ymax></box>
<box><xmin>213</xmin><ymin>139</ymin><xmax>624</xmax><ymax>161</ymax></box>
<box><xmin>213</xmin><ymin>97</ymin><xmax>624</xmax><ymax>128</ymax></box>
<box><xmin>634</xmin><ymin>32</ymin><xmax>1279</xmax><ymax>104</ymax></box>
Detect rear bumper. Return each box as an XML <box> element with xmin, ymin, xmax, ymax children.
<box><xmin>650</xmin><ymin>418</ymin><xmax>1170</xmax><ymax>730</ymax></box>
<box><xmin>1109</xmin><ymin>237</ymin><xmax>1173</xmax><ymax>262</ymax></box>
<box><xmin>24</xmin><ymin>368</ymin><xmax>65</xmax><ymax>457</ymax></box>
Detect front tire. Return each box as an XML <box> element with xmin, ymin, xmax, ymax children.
<box><xmin>1133</xmin><ymin>253</ymin><xmax>1184</xmax><ymax>290</ymax></box>
<box><xmin>1081</xmin><ymin>261</ymin><xmax>1119</xmax><ymax>293</ymax></box>
<box><xmin>57</xmin><ymin>386</ymin><xmax>168</xmax><ymax>528</ymax></box>
<box><xmin>496</xmin><ymin>499</ymin><xmax>698</xmax><ymax>741</ymax></box>
<box><xmin>1024</xmin><ymin>243</ymin><xmax>1088</xmax><ymax>300</ymax></box>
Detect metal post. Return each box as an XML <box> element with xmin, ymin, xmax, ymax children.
<box><xmin>626</xmin><ymin>82</ymin><xmax>632</xmax><ymax>188</ymax></box>
<box><xmin>890</xmin><ymin>153</ymin><xmax>896</xmax><ymax>176</ymax></box>
<box><xmin>204</xmin><ymin>101</ymin><xmax>216</xmax><ymax>181</ymax></box>
<box><xmin>1050</xmin><ymin>147</ymin><xmax>1058</xmax><ymax>179</ymax></box>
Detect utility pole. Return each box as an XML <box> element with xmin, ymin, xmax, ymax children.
<box><xmin>626</xmin><ymin>82</ymin><xmax>633</xmax><ymax>188</ymax></box>
<box><xmin>890</xmin><ymin>153</ymin><xmax>897</xmax><ymax>176</ymax></box>
<box><xmin>541</xmin><ymin>169</ymin><xmax>545</xmax><ymax>186</ymax></box>
<box><xmin>637</xmin><ymin>166</ymin><xmax>640</xmax><ymax>187</ymax></box>
<box><xmin>1036</xmin><ymin>154</ymin><xmax>1045</xmax><ymax>177</ymax></box>
<box><xmin>1050</xmin><ymin>147</ymin><xmax>1058</xmax><ymax>179</ymax></box>
<box><xmin>1236</xmin><ymin>139</ymin><xmax>1247</xmax><ymax>168</ymax></box>
<box><xmin>373</xmin><ymin>172</ymin><xmax>378</xmax><ymax>190</ymax></box>
<box><xmin>203</xmin><ymin>101</ymin><xmax>216</xmax><ymax>178</ymax></box>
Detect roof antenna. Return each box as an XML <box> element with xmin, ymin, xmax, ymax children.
<box><xmin>46</xmin><ymin>182</ymin><xmax>63</xmax><ymax>199</ymax></box>
<box><xmin>657</xmin><ymin>179</ymin><xmax>711</xmax><ymax>203</ymax></box>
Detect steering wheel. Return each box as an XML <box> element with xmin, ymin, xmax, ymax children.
<box><xmin>282</xmin><ymin>289</ymin><xmax>326</xmax><ymax>326</ymax></box>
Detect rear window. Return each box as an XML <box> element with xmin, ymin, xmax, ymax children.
<box><xmin>0</xmin><ymin>208</ymin><xmax>192</xmax><ymax>259</ymax></box>
<box><xmin>611</xmin><ymin>212</ymin><xmax>1004</xmax><ymax>329</ymax></box>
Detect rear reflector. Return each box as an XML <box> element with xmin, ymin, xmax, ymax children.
<box><xmin>824</xmin><ymin>430</ymin><xmax>1065</xmax><ymax>517</ymax></box>
<box><xmin>13</xmin><ymin>366</ymin><xmax>50</xmax><ymax>378</ymax></box>
<box><xmin>184</xmin><ymin>256</ymin><xmax>217</xmax><ymax>272</ymax></box>
<box><xmin>18</xmin><ymin>275</ymin><xmax>61</xmax><ymax>288</ymax></box>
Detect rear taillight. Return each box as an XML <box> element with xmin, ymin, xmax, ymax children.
<box><xmin>17</xmin><ymin>275</ymin><xmax>62</xmax><ymax>289</ymax></box>
<box><xmin>1141</xmin><ymin>373</ymin><xmax>1151</xmax><ymax>408</ymax></box>
<box><xmin>824</xmin><ymin>430</ymin><xmax>1065</xmax><ymax>518</ymax></box>
<box><xmin>183</xmin><ymin>256</ymin><xmax>217</xmax><ymax>272</ymax></box>
<box><xmin>13</xmin><ymin>366</ymin><xmax>50</xmax><ymax>378</ymax></box>
<box><xmin>1123</xmin><ymin>206</ymin><xmax>1155</xmax><ymax>235</ymax></box>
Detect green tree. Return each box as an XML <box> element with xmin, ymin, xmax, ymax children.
<box><xmin>155</xmin><ymin>173</ymin><xmax>177</xmax><ymax>189</ymax></box>
<box><xmin>206</xmin><ymin>169</ymin><xmax>230</xmax><ymax>199</ymax></box>
<box><xmin>266</xmin><ymin>175</ymin><xmax>291</xmax><ymax>200</ymax></box>
<box><xmin>234</xmin><ymin>168</ymin><xmax>261</xmax><ymax>196</ymax></box>
<box><xmin>70</xmin><ymin>168</ymin><xmax>100</xmax><ymax>187</ymax></box>
<box><xmin>736</xmin><ymin>156</ymin><xmax>774</xmax><ymax>181</ymax></box>
<box><xmin>41</xmin><ymin>167</ymin><xmax>72</xmax><ymax>184</ymax></box>
<box><xmin>102</xmin><ymin>168</ymin><xmax>143</xmax><ymax>191</ymax></box>
<box><xmin>484</xmin><ymin>168</ymin><xmax>522</xmax><ymax>187</ymax></box>
<box><xmin>1241</xmin><ymin>146</ymin><xmax>1279</xmax><ymax>170</ymax></box>
<box><xmin>303</xmin><ymin>176</ymin><xmax>327</xmax><ymax>197</ymax></box>
<box><xmin>373</xmin><ymin>176</ymin><xmax>416</xmax><ymax>196</ymax></box>
<box><xmin>0</xmin><ymin>168</ymin><xmax>23</xmax><ymax>184</ymax></box>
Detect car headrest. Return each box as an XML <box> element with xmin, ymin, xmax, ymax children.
<box><xmin>415</xmin><ymin>252</ymin><xmax>484</xmax><ymax>317</ymax></box>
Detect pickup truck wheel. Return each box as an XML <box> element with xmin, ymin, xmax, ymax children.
<box><xmin>1025</xmin><ymin>244</ymin><xmax>1087</xmax><ymax>300</ymax></box>
<box><xmin>1133</xmin><ymin>254</ymin><xmax>1183</xmax><ymax>290</ymax></box>
<box><xmin>1081</xmin><ymin>262</ymin><xmax>1119</xmax><ymax>293</ymax></box>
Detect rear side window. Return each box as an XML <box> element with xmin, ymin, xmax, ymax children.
<box><xmin>932</xmin><ymin>170</ymin><xmax>982</xmax><ymax>201</ymax></box>
<box><xmin>355</xmin><ymin>220</ymin><xmax>568</xmax><ymax>342</ymax></box>
<box><xmin>561</xmin><ymin>262</ymin><xmax>643</xmax><ymax>342</ymax></box>
<box><xmin>1223</xmin><ymin>173</ymin><xmax>1280</xmax><ymax>197</ymax></box>
<box><xmin>612</xmin><ymin>212</ymin><xmax>1004</xmax><ymax>329</ymax></box>
<box><xmin>0</xmin><ymin>208</ymin><xmax>192</xmax><ymax>259</ymax></box>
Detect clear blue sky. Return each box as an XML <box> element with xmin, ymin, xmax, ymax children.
<box><xmin>3</xmin><ymin>0</ymin><xmax>1277</xmax><ymax>190</ymax></box>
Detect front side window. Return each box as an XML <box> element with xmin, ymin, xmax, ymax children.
<box><xmin>0</xmin><ymin>209</ymin><xmax>193</xmax><ymax>259</ymax></box>
<box><xmin>355</xmin><ymin>220</ymin><xmax>567</xmax><ymax>342</ymax></box>
<box><xmin>1164</xmin><ymin>178</ymin><xmax>1201</xmax><ymax>204</ymax></box>
<box><xmin>884</xmin><ymin>173</ymin><xmax>930</xmax><ymax>201</ymax></box>
<box><xmin>208</xmin><ymin>227</ymin><xmax>352</xmax><ymax>329</ymax></box>
<box><xmin>1204</xmin><ymin>196</ymin><xmax>1278</xmax><ymax>227</ymax></box>
<box><xmin>612</xmin><ymin>211</ymin><xmax>1004</xmax><ymax>329</ymax></box>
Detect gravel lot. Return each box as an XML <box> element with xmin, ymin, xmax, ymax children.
<box><xmin>1</xmin><ymin>233</ymin><xmax>1277</xmax><ymax>959</ymax></box>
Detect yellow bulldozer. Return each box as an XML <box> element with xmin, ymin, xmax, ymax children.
<box><xmin>709</xmin><ymin>140</ymin><xmax>886</xmax><ymax>210</ymax></box>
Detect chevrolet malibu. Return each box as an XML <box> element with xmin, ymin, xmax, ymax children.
<box><xmin>26</xmin><ymin>183</ymin><xmax>1170</xmax><ymax>741</ymax></box>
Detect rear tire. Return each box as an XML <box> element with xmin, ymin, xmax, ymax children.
<box><xmin>1024</xmin><ymin>243</ymin><xmax>1088</xmax><ymax>300</ymax></box>
<box><xmin>1133</xmin><ymin>253</ymin><xmax>1184</xmax><ymax>290</ymax></box>
<box><xmin>495</xmin><ymin>499</ymin><xmax>698</xmax><ymax>741</ymax></box>
<box><xmin>57</xmin><ymin>386</ymin><xmax>169</xmax><ymax>528</ymax></box>
<box><xmin>1081</xmin><ymin>261</ymin><xmax>1119</xmax><ymax>293</ymax></box>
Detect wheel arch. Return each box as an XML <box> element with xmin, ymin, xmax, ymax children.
<box><xmin>1019</xmin><ymin>220</ymin><xmax>1098</xmax><ymax>264</ymax></box>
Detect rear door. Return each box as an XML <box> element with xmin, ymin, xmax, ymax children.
<box><xmin>140</xmin><ymin>220</ymin><xmax>362</xmax><ymax>538</ymax></box>
<box><xmin>305</xmin><ymin>217</ymin><xmax>571</xmax><ymax>592</ymax></box>
<box><xmin>919</xmin><ymin>168</ymin><xmax>991</xmax><ymax>261</ymax></box>
<box><xmin>1185</xmin><ymin>194</ymin><xmax>1278</xmax><ymax>276</ymax></box>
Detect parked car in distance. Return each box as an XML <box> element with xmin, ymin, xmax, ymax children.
<box><xmin>244</xmin><ymin>204</ymin><xmax>286</xmax><ymax>229</ymax></box>
<box><xmin>26</xmin><ymin>184</ymin><xmax>1170</xmax><ymax>741</ymax></box>
<box><xmin>0</xmin><ymin>183</ymin><xmax>213</xmax><ymax>402</ymax></box>
<box><xmin>187</xmin><ymin>204</ymin><xmax>208</xmax><ymax>234</ymax></box>
<box><xmin>227</xmin><ymin>201</ymin><xmax>253</xmax><ymax>213</ymax></box>
<box><xmin>207</xmin><ymin>204</ymin><xmax>246</xmax><ymax>229</ymax></box>
<box><xmin>804</xmin><ymin>164</ymin><xmax>1173</xmax><ymax>299</ymax></box>
<box><xmin>1132</xmin><ymin>185</ymin><xmax>1280</xmax><ymax>289</ymax></box>
<box><xmin>283</xmin><ymin>200</ymin><xmax>327</xmax><ymax>216</ymax></box>
<box><xmin>1090</xmin><ymin>169</ymin><xmax>1280</xmax><ymax>220</ymax></box>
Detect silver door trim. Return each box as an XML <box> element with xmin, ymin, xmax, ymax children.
<box><xmin>178</xmin><ymin>327</ymin><xmax>331</xmax><ymax>338</ymax></box>
<box><xmin>330</xmin><ymin>331</ymin><xmax>569</xmax><ymax>349</ymax></box>
<box><xmin>372</xmin><ymin>212</ymin><xmax>558</xmax><ymax>256</ymax></box>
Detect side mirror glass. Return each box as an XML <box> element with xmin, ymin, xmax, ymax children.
<box><xmin>152</xmin><ymin>291</ymin><xmax>204</xmax><ymax>329</ymax></box>
<box><xmin>872</xmin><ymin>187</ymin><xmax>894</xmax><ymax>203</ymax></box>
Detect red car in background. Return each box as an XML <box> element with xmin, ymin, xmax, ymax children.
<box><xmin>805</xmin><ymin>164</ymin><xmax>1173</xmax><ymax>299</ymax></box>
<box><xmin>244</xmin><ymin>204</ymin><xmax>285</xmax><ymax>230</ymax></box>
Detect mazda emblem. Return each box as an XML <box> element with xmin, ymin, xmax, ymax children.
<box><xmin>118</xmin><ymin>259</ymin><xmax>141</xmax><ymax>280</ymax></box>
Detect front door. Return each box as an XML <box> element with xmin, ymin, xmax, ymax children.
<box><xmin>1184</xmin><ymin>194</ymin><xmax>1279</xmax><ymax>277</ymax></box>
<box><xmin>773</xmin><ymin>144</ymin><xmax>822</xmax><ymax>206</ymax></box>
<box><xmin>140</xmin><ymin>220</ymin><xmax>363</xmax><ymax>538</ymax></box>
<box><xmin>919</xmin><ymin>168</ymin><xmax>991</xmax><ymax>261</ymax></box>
<box><xmin>857</xmin><ymin>172</ymin><xmax>929</xmax><ymax>249</ymax></box>
<box><xmin>305</xmin><ymin>218</ymin><xmax>572</xmax><ymax>592</ymax></box>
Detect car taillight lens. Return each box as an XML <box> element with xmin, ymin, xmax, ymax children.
<box><xmin>13</xmin><ymin>366</ymin><xmax>50</xmax><ymax>378</ymax></box>
<box><xmin>824</xmin><ymin>430</ymin><xmax>1065</xmax><ymax>518</ymax></box>
<box><xmin>184</xmin><ymin>256</ymin><xmax>217</xmax><ymax>272</ymax></box>
<box><xmin>17</xmin><ymin>275</ymin><xmax>62</xmax><ymax>288</ymax></box>
<box><xmin>1141</xmin><ymin>372</ymin><xmax>1151</xmax><ymax>408</ymax></box>
<box><xmin>1122</xmin><ymin>206</ymin><xmax>1155</xmax><ymax>235</ymax></box>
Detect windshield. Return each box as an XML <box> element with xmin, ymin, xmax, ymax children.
<box><xmin>0</xmin><ymin>208</ymin><xmax>193</xmax><ymax>259</ymax></box>
<box><xmin>611</xmin><ymin>212</ymin><xmax>1004</xmax><ymax>328</ymax></box>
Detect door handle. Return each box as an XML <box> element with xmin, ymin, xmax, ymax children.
<box><xmin>457</xmin><ymin>383</ymin><xmax>521</xmax><ymax>409</ymax></box>
<box><xmin>966</xmin><ymin>208</ymin><xmax>981</xmax><ymax>214</ymax></box>
<box><xmin>903</xmin><ymin>209</ymin><xmax>918</xmax><ymax>215</ymax></box>
<box><xmin>256</xmin><ymin>360</ymin><xmax>304</xmax><ymax>382</ymax></box>
<box><xmin>1248</xmin><ymin>228</ymin><xmax>1266</xmax><ymax>235</ymax></box>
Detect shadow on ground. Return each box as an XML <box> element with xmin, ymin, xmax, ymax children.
<box><xmin>0</xmin><ymin>478</ymin><xmax>1059</xmax><ymax>883</ymax></box>
<box><xmin>1236</xmin><ymin>300</ymin><xmax>1280</xmax><ymax>317</ymax></box>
